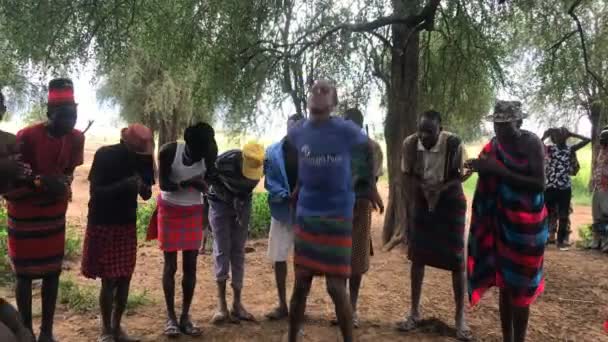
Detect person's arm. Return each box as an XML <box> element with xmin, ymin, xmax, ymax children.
<box><xmin>0</xmin><ymin>299</ymin><xmax>35</xmax><ymax>342</ymax></box>
<box><xmin>158</xmin><ymin>142</ymin><xmax>179</xmax><ymax>192</ymax></box>
<box><xmin>365</xmin><ymin>140</ymin><xmax>384</xmax><ymax>213</ymax></box>
<box><xmin>541</xmin><ymin>129</ymin><xmax>553</xmax><ymax>141</ymax></box>
<box><xmin>568</xmin><ymin>130</ymin><xmax>591</xmax><ymax>152</ymax></box>
<box><xmin>89</xmin><ymin>149</ymin><xmax>138</xmax><ymax>200</ymax></box>
<box><xmin>470</xmin><ymin>134</ymin><xmax>546</xmax><ymax>192</ymax></box>
<box><xmin>264</xmin><ymin>146</ymin><xmax>290</xmax><ymax>203</ymax></box>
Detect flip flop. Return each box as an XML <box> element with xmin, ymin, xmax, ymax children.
<box><xmin>179</xmin><ymin>318</ymin><xmax>202</xmax><ymax>337</ymax></box>
<box><xmin>265</xmin><ymin>307</ymin><xmax>289</xmax><ymax>321</ymax></box>
<box><xmin>456</xmin><ymin>327</ymin><xmax>473</xmax><ymax>341</ymax></box>
<box><xmin>396</xmin><ymin>316</ymin><xmax>421</xmax><ymax>332</ymax></box>
<box><xmin>98</xmin><ymin>335</ymin><xmax>115</xmax><ymax>342</ymax></box>
<box><xmin>353</xmin><ymin>313</ymin><xmax>360</xmax><ymax>329</ymax></box>
<box><xmin>163</xmin><ymin>320</ymin><xmax>181</xmax><ymax>338</ymax></box>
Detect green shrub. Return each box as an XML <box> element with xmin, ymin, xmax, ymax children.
<box><xmin>249</xmin><ymin>192</ymin><xmax>271</xmax><ymax>239</ymax></box>
<box><xmin>0</xmin><ymin>203</ymin><xmax>12</xmax><ymax>285</ymax></box>
<box><xmin>136</xmin><ymin>200</ymin><xmax>156</xmax><ymax>241</ymax></box>
<box><xmin>58</xmin><ymin>278</ymin><xmax>97</xmax><ymax>313</ymax></box>
<box><xmin>577</xmin><ymin>224</ymin><xmax>593</xmax><ymax>248</ymax></box>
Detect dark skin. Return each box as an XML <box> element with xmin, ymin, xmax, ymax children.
<box><xmin>541</xmin><ymin>127</ymin><xmax>590</xmax><ymax>152</ymax></box>
<box><xmin>341</xmin><ymin>112</ymin><xmax>384</xmax><ymax>324</ymax></box>
<box><xmin>401</xmin><ymin>117</ymin><xmax>471</xmax><ymax>337</ymax></box>
<box><xmin>158</xmin><ymin>141</ymin><xmax>206</xmax><ymax>335</ymax></box>
<box><xmin>541</xmin><ymin>127</ymin><xmax>590</xmax><ymax>244</ymax></box>
<box><xmin>0</xmin><ymin>96</ymin><xmax>31</xmax><ymax>193</ymax></box>
<box><xmin>0</xmin><ymin>299</ymin><xmax>35</xmax><ymax>342</ymax></box>
<box><xmin>265</xmin><ymin>121</ymin><xmax>301</xmax><ymax>320</ymax></box>
<box><xmin>13</xmin><ymin>104</ymin><xmax>80</xmax><ymax>342</ymax></box>
<box><xmin>288</xmin><ymin>80</ymin><xmax>384</xmax><ymax>342</ymax></box>
<box><xmin>466</xmin><ymin>121</ymin><xmax>545</xmax><ymax>342</ymax></box>
<box><xmin>91</xmin><ymin>148</ymin><xmax>152</xmax><ymax>342</ymax></box>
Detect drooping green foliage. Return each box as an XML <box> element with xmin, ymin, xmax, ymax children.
<box><xmin>0</xmin><ymin>0</ymin><xmax>510</xmax><ymax>137</ymax></box>
<box><xmin>515</xmin><ymin>0</ymin><xmax>607</xmax><ymax>125</ymax></box>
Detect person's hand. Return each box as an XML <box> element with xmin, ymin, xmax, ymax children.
<box><xmin>289</xmin><ymin>189</ymin><xmax>299</xmax><ymax>208</ymax></box>
<box><xmin>465</xmin><ymin>157</ymin><xmax>503</xmax><ymax>175</ymax></box>
<box><xmin>180</xmin><ymin>175</ymin><xmax>207</xmax><ymax>192</ymax></box>
<box><xmin>0</xmin><ymin>159</ymin><xmax>31</xmax><ymax>181</ymax></box>
<box><xmin>39</xmin><ymin>175</ymin><xmax>68</xmax><ymax>198</ymax></box>
<box><xmin>139</xmin><ymin>183</ymin><xmax>152</xmax><ymax>200</ymax></box>
<box><xmin>370</xmin><ymin>188</ymin><xmax>384</xmax><ymax>214</ymax></box>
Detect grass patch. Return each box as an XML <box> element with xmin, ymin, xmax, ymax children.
<box><xmin>64</xmin><ymin>225</ymin><xmax>82</xmax><ymax>260</ymax></box>
<box><xmin>59</xmin><ymin>277</ymin><xmax>152</xmax><ymax>314</ymax></box>
<box><xmin>58</xmin><ymin>278</ymin><xmax>97</xmax><ymax>313</ymax></box>
<box><xmin>250</xmin><ymin>192</ymin><xmax>271</xmax><ymax>239</ymax></box>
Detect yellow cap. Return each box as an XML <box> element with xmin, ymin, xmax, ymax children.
<box><xmin>241</xmin><ymin>141</ymin><xmax>265</xmax><ymax>180</ymax></box>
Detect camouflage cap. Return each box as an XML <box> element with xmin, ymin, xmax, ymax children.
<box><xmin>486</xmin><ymin>100</ymin><xmax>526</xmax><ymax>123</ymax></box>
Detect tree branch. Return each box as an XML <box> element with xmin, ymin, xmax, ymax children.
<box><xmin>547</xmin><ymin>30</ymin><xmax>577</xmax><ymax>51</ymax></box>
<box><xmin>568</xmin><ymin>0</ymin><xmax>608</xmax><ymax>96</ymax></box>
<box><xmin>289</xmin><ymin>0</ymin><xmax>441</xmax><ymax>58</ymax></box>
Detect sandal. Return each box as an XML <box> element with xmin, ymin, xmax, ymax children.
<box><xmin>38</xmin><ymin>334</ymin><xmax>58</xmax><ymax>342</ymax></box>
<box><xmin>179</xmin><ymin>317</ymin><xmax>202</xmax><ymax>337</ymax></box>
<box><xmin>396</xmin><ymin>316</ymin><xmax>421</xmax><ymax>332</ymax></box>
<box><xmin>163</xmin><ymin>320</ymin><xmax>181</xmax><ymax>338</ymax></box>
<box><xmin>211</xmin><ymin>310</ymin><xmax>235</xmax><ymax>325</ymax></box>
<box><xmin>230</xmin><ymin>307</ymin><xmax>256</xmax><ymax>322</ymax></box>
<box><xmin>330</xmin><ymin>315</ymin><xmax>360</xmax><ymax>328</ymax></box>
<box><xmin>114</xmin><ymin>329</ymin><xmax>140</xmax><ymax>342</ymax></box>
<box><xmin>456</xmin><ymin>327</ymin><xmax>473</xmax><ymax>341</ymax></box>
<box><xmin>265</xmin><ymin>307</ymin><xmax>289</xmax><ymax>321</ymax></box>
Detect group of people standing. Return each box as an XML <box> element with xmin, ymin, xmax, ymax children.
<box><xmin>0</xmin><ymin>77</ymin><xmax>606</xmax><ymax>342</ymax></box>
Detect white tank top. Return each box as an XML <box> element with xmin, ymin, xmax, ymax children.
<box><xmin>160</xmin><ymin>143</ymin><xmax>206</xmax><ymax>206</ymax></box>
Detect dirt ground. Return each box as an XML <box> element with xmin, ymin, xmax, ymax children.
<box><xmin>3</xmin><ymin>139</ymin><xmax>608</xmax><ymax>342</ymax></box>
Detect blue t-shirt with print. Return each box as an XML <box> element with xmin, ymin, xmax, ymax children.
<box><xmin>288</xmin><ymin>117</ymin><xmax>368</xmax><ymax>219</ymax></box>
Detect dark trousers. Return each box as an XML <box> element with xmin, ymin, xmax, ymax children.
<box><xmin>545</xmin><ymin>187</ymin><xmax>572</xmax><ymax>244</ymax></box>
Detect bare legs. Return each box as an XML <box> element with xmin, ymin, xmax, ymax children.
<box><xmin>16</xmin><ymin>274</ymin><xmax>59</xmax><ymax>342</ymax></box>
<box><xmin>400</xmin><ymin>263</ymin><xmax>469</xmax><ymax>339</ymax></box>
<box><xmin>499</xmin><ymin>289</ymin><xmax>529</xmax><ymax>342</ymax></box>
<box><xmin>289</xmin><ymin>274</ymin><xmax>352</xmax><ymax>342</ymax></box>
<box><xmin>266</xmin><ymin>262</ymin><xmax>289</xmax><ymax>320</ymax></box>
<box><xmin>162</xmin><ymin>250</ymin><xmax>200</xmax><ymax>336</ymax></box>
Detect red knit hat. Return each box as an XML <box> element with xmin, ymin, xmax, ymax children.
<box><xmin>121</xmin><ymin>123</ymin><xmax>154</xmax><ymax>155</ymax></box>
<box><xmin>48</xmin><ymin>78</ymin><xmax>75</xmax><ymax>106</ymax></box>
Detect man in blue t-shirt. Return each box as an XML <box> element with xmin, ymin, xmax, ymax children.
<box><xmin>287</xmin><ymin>80</ymin><xmax>383</xmax><ymax>342</ymax></box>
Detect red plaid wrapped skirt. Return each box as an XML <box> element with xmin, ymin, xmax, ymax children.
<box><xmin>148</xmin><ymin>196</ymin><xmax>204</xmax><ymax>252</ymax></box>
<box><xmin>81</xmin><ymin>223</ymin><xmax>137</xmax><ymax>279</ymax></box>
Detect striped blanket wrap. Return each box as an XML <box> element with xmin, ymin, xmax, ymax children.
<box><xmin>409</xmin><ymin>183</ymin><xmax>466</xmax><ymax>271</ymax></box>
<box><xmin>294</xmin><ymin>216</ymin><xmax>352</xmax><ymax>278</ymax></box>
<box><xmin>467</xmin><ymin>139</ymin><xmax>548</xmax><ymax>308</ymax></box>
